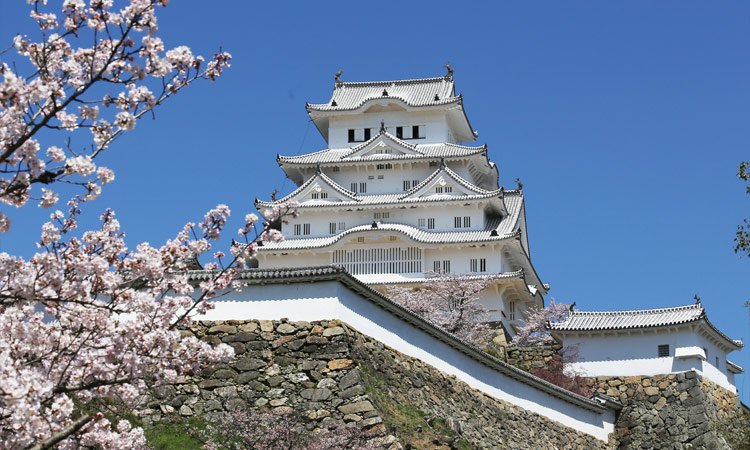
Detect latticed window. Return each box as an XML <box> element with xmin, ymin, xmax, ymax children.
<box><xmin>658</xmin><ymin>345</ymin><xmax>670</xmax><ymax>357</ymax></box>
<box><xmin>427</xmin><ymin>218</ymin><xmax>435</xmax><ymax>229</ymax></box>
<box><xmin>333</xmin><ymin>247</ymin><xmax>422</xmax><ymax>275</ymax></box>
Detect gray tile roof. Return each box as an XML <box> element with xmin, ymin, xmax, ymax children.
<box><xmin>257</xmin><ymin>191</ymin><xmax>524</xmax><ymax>251</ymax></box>
<box><xmin>256</xmin><ymin>220</ymin><xmax>519</xmax><ymax>251</ymax></box>
<box><xmin>359</xmin><ymin>269</ymin><xmax>525</xmax><ymax>286</ymax></box>
<box><xmin>277</xmin><ymin>134</ymin><xmax>488</xmax><ymax>166</ymax></box>
<box><xmin>550</xmin><ymin>303</ymin><xmax>743</xmax><ymax>349</ymax></box>
<box><xmin>307</xmin><ymin>76</ymin><xmax>458</xmax><ymax>112</ymax></box>
<box><xmin>186</xmin><ymin>265</ymin><xmax>613</xmax><ymax>413</ymax></box>
<box><xmin>258</xmin><ymin>160</ymin><xmax>512</xmax><ymax>209</ymax></box>
<box><xmin>727</xmin><ymin>360</ymin><xmax>744</xmax><ymax>373</ymax></box>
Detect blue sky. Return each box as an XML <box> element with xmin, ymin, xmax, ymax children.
<box><xmin>1</xmin><ymin>2</ymin><xmax>748</xmax><ymax>401</ymax></box>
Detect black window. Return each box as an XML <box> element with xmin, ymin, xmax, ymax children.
<box><xmin>348</xmin><ymin>129</ymin><xmax>355</xmax><ymax>143</ymax></box>
<box><xmin>396</xmin><ymin>126</ymin><xmax>403</xmax><ymax>139</ymax></box>
<box><xmin>412</xmin><ymin>125</ymin><xmax>421</xmax><ymax>139</ymax></box>
<box><xmin>364</xmin><ymin>128</ymin><xmax>371</xmax><ymax>140</ymax></box>
<box><xmin>658</xmin><ymin>345</ymin><xmax>670</xmax><ymax>357</ymax></box>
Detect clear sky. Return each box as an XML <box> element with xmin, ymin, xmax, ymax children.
<box><xmin>1</xmin><ymin>2</ymin><xmax>748</xmax><ymax>401</ymax></box>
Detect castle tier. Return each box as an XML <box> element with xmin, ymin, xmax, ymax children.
<box><xmin>255</xmin><ymin>70</ymin><xmax>547</xmax><ymax>335</ymax></box>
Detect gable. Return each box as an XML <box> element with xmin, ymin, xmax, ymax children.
<box><xmin>342</xmin><ymin>133</ymin><xmax>422</xmax><ymax>160</ymax></box>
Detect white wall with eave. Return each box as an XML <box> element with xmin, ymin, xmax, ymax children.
<box><xmin>561</xmin><ymin>328</ymin><xmax>740</xmax><ymax>392</ymax></box>
<box><xmin>328</xmin><ymin>109</ymin><xmax>456</xmax><ymax>147</ymax></box>
<box><xmin>195</xmin><ymin>281</ymin><xmax>616</xmax><ymax>441</ymax></box>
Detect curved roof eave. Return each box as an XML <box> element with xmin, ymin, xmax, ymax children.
<box><xmin>256</xmin><ymin>192</ymin><xmax>504</xmax><ymax>210</ymax></box>
<box><xmin>256</xmin><ymin>223</ymin><xmax>521</xmax><ymax>251</ymax></box>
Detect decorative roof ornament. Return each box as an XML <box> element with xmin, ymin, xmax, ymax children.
<box><xmin>382</xmin><ymin>89</ymin><xmax>389</xmax><ymax>96</ymax></box>
<box><xmin>569</xmin><ymin>302</ymin><xmax>577</xmax><ymax>312</ymax></box>
<box><xmin>334</xmin><ymin>69</ymin><xmax>343</xmax><ymax>83</ymax></box>
<box><xmin>379</xmin><ymin>120</ymin><xmax>386</xmax><ymax>134</ymax></box>
<box><xmin>440</xmin><ymin>157</ymin><xmax>447</xmax><ymax>168</ymax></box>
<box><xmin>315</xmin><ymin>162</ymin><xmax>322</xmax><ymax>174</ymax></box>
<box><xmin>434</xmin><ymin>94</ymin><xmax>440</xmax><ymax>101</ymax></box>
<box><xmin>515</xmin><ymin>178</ymin><xmax>524</xmax><ymax>190</ymax></box>
<box><xmin>270</xmin><ymin>189</ymin><xmax>278</xmax><ymax>201</ymax></box>
<box><xmin>444</xmin><ymin>63</ymin><xmax>454</xmax><ymax>80</ymax></box>
<box><xmin>694</xmin><ymin>294</ymin><xmax>701</xmax><ymax>305</ymax></box>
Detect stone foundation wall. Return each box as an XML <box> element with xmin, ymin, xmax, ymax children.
<box><xmin>585</xmin><ymin>372</ymin><xmax>741</xmax><ymax>450</ymax></box>
<box><xmin>349</xmin><ymin>332</ymin><xmax>608</xmax><ymax>449</ymax></box>
<box><xmin>139</xmin><ymin>319</ymin><xmax>398</xmax><ymax>448</ymax></box>
<box><xmin>504</xmin><ymin>343</ymin><xmax>562</xmax><ymax>373</ymax></box>
<box><xmin>139</xmin><ymin>320</ymin><xmax>610</xmax><ymax>449</ymax></box>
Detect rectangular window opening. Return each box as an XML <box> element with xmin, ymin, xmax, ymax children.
<box><xmin>658</xmin><ymin>344</ymin><xmax>670</xmax><ymax>357</ymax></box>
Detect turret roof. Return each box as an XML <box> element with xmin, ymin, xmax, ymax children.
<box><xmin>549</xmin><ymin>303</ymin><xmax>743</xmax><ymax>350</ymax></box>
<box><xmin>307</xmin><ymin>76</ymin><xmax>458</xmax><ymax>112</ymax></box>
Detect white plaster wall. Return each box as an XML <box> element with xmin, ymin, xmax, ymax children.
<box><xmin>563</xmin><ymin>330</ymin><xmax>738</xmax><ymax>392</ymax></box>
<box><xmin>328</xmin><ymin>110</ymin><xmax>452</xmax><ymax>147</ymax></box>
<box><xmin>283</xmin><ymin>202</ymin><xmax>492</xmax><ymax>238</ymax></box>
<box><xmin>196</xmin><ymin>282</ymin><xmax>615</xmax><ymax>441</ymax></box>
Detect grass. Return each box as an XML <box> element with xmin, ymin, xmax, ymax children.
<box><xmin>359</xmin><ymin>365</ymin><xmax>474</xmax><ymax>449</ymax></box>
<box><xmin>143</xmin><ymin>417</ymin><xmax>208</xmax><ymax>450</ymax></box>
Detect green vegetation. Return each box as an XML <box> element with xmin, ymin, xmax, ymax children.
<box><xmin>143</xmin><ymin>417</ymin><xmax>209</xmax><ymax>450</ymax></box>
<box><xmin>360</xmin><ymin>365</ymin><xmax>473</xmax><ymax>449</ymax></box>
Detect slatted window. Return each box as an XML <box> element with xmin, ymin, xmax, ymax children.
<box><xmin>433</xmin><ymin>260</ymin><xmax>451</xmax><ymax>273</ymax></box>
<box><xmin>311</xmin><ymin>192</ymin><xmax>328</xmax><ymax>200</ymax></box>
<box><xmin>350</xmin><ymin>182</ymin><xmax>367</xmax><ymax>194</ymax></box>
<box><xmin>376</xmin><ymin>163</ymin><xmax>392</xmax><ymax>170</ymax></box>
<box><xmin>470</xmin><ymin>258</ymin><xmax>487</xmax><ymax>273</ymax></box>
<box><xmin>294</xmin><ymin>223</ymin><xmax>310</xmax><ymax>236</ymax></box>
<box><xmin>329</xmin><ymin>223</ymin><xmax>337</xmax><ymax>234</ymax></box>
<box><xmin>463</xmin><ymin>216</ymin><xmax>471</xmax><ymax>227</ymax></box>
<box><xmin>333</xmin><ymin>247</ymin><xmax>422</xmax><ymax>275</ymax></box>
<box><xmin>454</xmin><ymin>217</ymin><xmax>462</xmax><ymax>228</ymax></box>
<box><xmin>509</xmin><ymin>301</ymin><xmax>516</xmax><ymax>320</ymax></box>
<box><xmin>427</xmin><ymin>218</ymin><xmax>435</xmax><ymax>229</ymax></box>
<box><xmin>374</xmin><ymin>212</ymin><xmax>390</xmax><ymax>220</ymax></box>
<box><xmin>332</xmin><ymin>166</ymin><xmax>340</xmax><ymax>172</ymax></box>
<box><xmin>418</xmin><ymin>218</ymin><xmax>426</xmax><ymax>227</ymax></box>
<box><xmin>658</xmin><ymin>345</ymin><xmax>670</xmax><ymax>357</ymax></box>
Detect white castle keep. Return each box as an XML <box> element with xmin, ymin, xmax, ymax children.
<box><xmin>255</xmin><ymin>68</ymin><xmax>544</xmax><ymax>336</ymax></box>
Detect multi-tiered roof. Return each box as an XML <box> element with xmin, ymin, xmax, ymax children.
<box><xmin>255</xmin><ymin>69</ymin><xmax>546</xmax><ymax>332</ymax></box>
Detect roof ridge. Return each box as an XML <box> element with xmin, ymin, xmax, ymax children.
<box><xmin>569</xmin><ymin>303</ymin><xmax>702</xmax><ymax>317</ymax></box>
<box><xmin>334</xmin><ymin>75</ymin><xmax>451</xmax><ymax>88</ymax></box>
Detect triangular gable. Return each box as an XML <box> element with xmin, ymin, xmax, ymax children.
<box><xmin>341</xmin><ymin>132</ymin><xmax>423</xmax><ymax>160</ymax></box>
<box><xmin>257</xmin><ymin>171</ymin><xmax>359</xmax><ymax>207</ymax></box>
<box><xmin>399</xmin><ymin>165</ymin><xmax>492</xmax><ymax>200</ymax></box>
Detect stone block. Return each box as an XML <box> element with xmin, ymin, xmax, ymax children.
<box><xmin>338</xmin><ymin>400</ymin><xmax>375</xmax><ymax>415</ymax></box>
<box><xmin>328</xmin><ymin>359</ymin><xmax>353</xmax><ymax>370</ymax></box>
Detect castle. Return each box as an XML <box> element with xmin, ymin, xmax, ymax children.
<box><xmin>189</xmin><ymin>69</ymin><xmax>744</xmax><ymax>447</ymax></box>
<box><xmin>256</xmin><ymin>67</ymin><xmax>542</xmax><ymax>338</ymax></box>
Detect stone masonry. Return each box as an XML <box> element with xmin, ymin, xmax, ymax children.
<box><xmin>139</xmin><ymin>320</ymin><xmax>610</xmax><ymax>449</ymax></box>
<box><xmin>585</xmin><ymin>372</ymin><xmax>742</xmax><ymax>450</ymax></box>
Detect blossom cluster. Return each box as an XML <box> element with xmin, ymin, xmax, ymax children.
<box><xmin>386</xmin><ymin>273</ymin><xmax>494</xmax><ymax>346</ymax></box>
<box><xmin>0</xmin><ymin>0</ymin><xmax>232</xmax><ymax>231</ymax></box>
<box><xmin>510</xmin><ymin>299</ymin><xmax>570</xmax><ymax>346</ymax></box>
